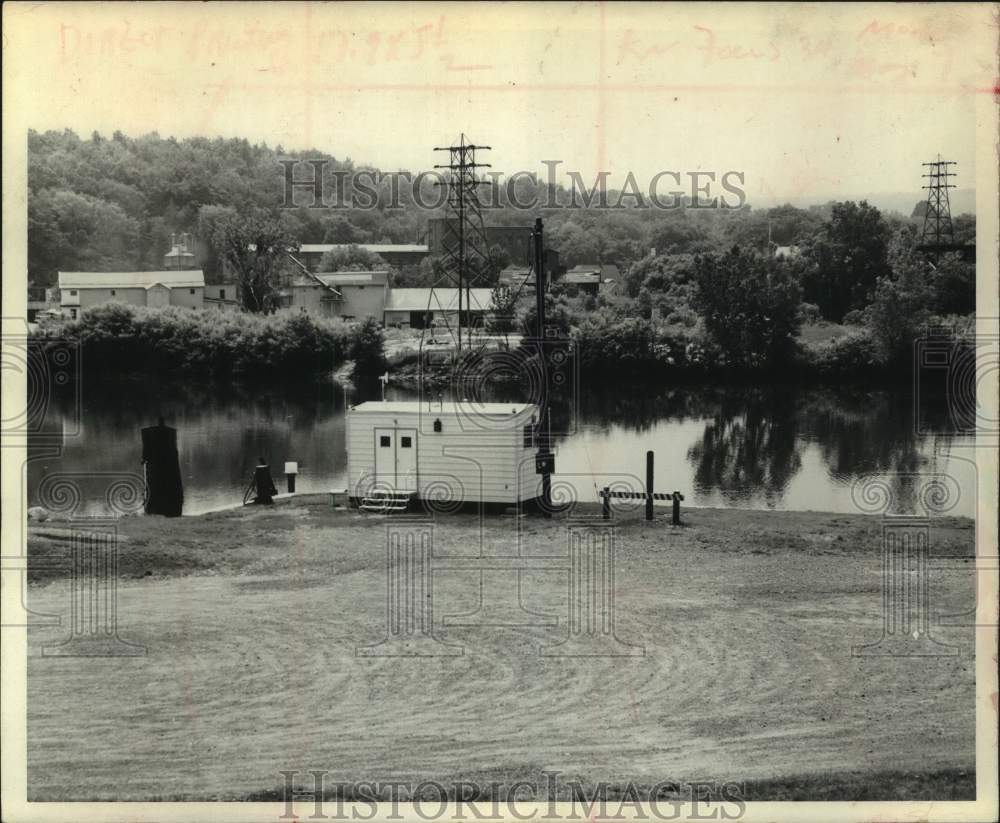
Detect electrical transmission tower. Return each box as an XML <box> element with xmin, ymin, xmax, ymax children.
<box><xmin>432</xmin><ymin>134</ymin><xmax>492</xmax><ymax>352</ymax></box>
<box><xmin>919</xmin><ymin>156</ymin><xmax>956</xmax><ymax>249</ymax></box>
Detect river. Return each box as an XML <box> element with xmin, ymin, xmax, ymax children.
<box><xmin>26</xmin><ymin>378</ymin><xmax>978</xmax><ymax>518</ymax></box>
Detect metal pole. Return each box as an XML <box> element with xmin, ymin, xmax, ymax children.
<box><xmin>457</xmin><ymin>139</ymin><xmax>465</xmax><ymax>355</ymax></box>
<box><xmin>534</xmin><ymin>218</ymin><xmax>546</xmax><ymax>342</ymax></box>
<box><xmin>645</xmin><ymin>451</ymin><xmax>654</xmax><ymax>521</ymax></box>
<box><xmin>534</xmin><ymin>217</ymin><xmax>551</xmax><ymax>518</ymax></box>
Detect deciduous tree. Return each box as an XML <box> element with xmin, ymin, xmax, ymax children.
<box><xmin>212</xmin><ymin>212</ymin><xmax>298</xmax><ymax>314</ymax></box>
<box><xmin>692</xmin><ymin>247</ymin><xmax>802</xmax><ymax>368</ymax></box>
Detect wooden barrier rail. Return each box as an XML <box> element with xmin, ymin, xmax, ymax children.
<box><xmin>599</xmin><ymin>451</ymin><xmax>684</xmax><ymax>524</ymax></box>
<box><xmin>599</xmin><ymin>488</ymin><xmax>685</xmax><ymax>524</ymax></box>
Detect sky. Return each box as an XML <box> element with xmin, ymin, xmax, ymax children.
<box><xmin>4</xmin><ymin>2</ymin><xmax>993</xmax><ymax>206</ymax></box>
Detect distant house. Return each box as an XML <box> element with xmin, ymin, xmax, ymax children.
<box><xmin>773</xmin><ymin>245</ymin><xmax>801</xmax><ymax>260</ymax></box>
<box><xmin>57</xmin><ymin>270</ymin><xmax>205</xmax><ymax>318</ymax></box>
<box><xmin>498</xmin><ymin>266</ymin><xmax>534</xmax><ymax>294</ymax></box>
<box><xmin>561</xmin><ymin>272</ymin><xmax>601</xmax><ymax>295</ymax></box>
<box><xmin>561</xmin><ymin>264</ymin><xmax>604</xmax><ymax>296</ymax></box>
<box><xmin>203</xmin><ymin>285</ymin><xmax>239</xmax><ymax>312</ymax></box>
<box><xmin>560</xmin><ymin>262</ymin><xmax>620</xmax><ymax>296</ymax></box>
<box><xmin>297</xmin><ymin>244</ymin><xmax>429</xmax><ymax>271</ymax></box>
<box><xmin>310</xmin><ymin>270</ymin><xmax>389</xmax><ymax>323</ymax></box>
<box><xmin>27</xmin><ymin>283</ymin><xmax>49</xmax><ymax>323</ymax></box>
<box><xmin>383</xmin><ymin>287</ymin><xmax>493</xmax><ymax>329</ymax></box>
<box><xmin>265</xmin><ymin>269</ymin><xmax>389</xmax><ymax>321</ymax></box>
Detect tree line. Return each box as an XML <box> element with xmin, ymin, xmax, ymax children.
<box><xmin>29</xmin><ymin>128</ymin><xmax>975</xmax><ymax>375</ymax></box>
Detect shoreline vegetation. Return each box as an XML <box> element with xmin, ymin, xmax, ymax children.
<box><xmin>28</xmin><ymin>301</ymin><xmax>976</xmax><ymax>385</ymax></box>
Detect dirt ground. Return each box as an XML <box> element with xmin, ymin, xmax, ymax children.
<box><xmin>25</xmin><ymin>498</ymin><xmax>977</xmax><ymax>800</ymax></box>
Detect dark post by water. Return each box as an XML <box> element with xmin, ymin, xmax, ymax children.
<box><xmin>645</xmin><ymin>451</ymin><xmax>654</xmax><ymax>522</ymax></box>
<box><xmin>534</xmin><ymin>216</ymin><xmax>552</xmax><ymax>518</ymax></box>
<box><xmin>253</xmin><ymin>457</ymin><xmax>278</xmax><ymax>505</ymax></box>
<box><xmin>141</xmin><ymin>417</ymin><xmax>183</xmax><ymax>517</ymax></box>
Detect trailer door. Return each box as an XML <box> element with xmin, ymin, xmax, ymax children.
<box><xmin>396</xmin><ymin>430</ymin><xmax>417</xmax><ymax>491</ymax></box>
<box><xmin>374</xmin><ymin>427</ymin><xmax>418</xmax><ymax>491</ymax></box>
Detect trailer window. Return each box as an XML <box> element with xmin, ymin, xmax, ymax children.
<box><xmin>380</xmin><ymin>436</ymin><xmax>391</xmax><ymax>447</ymax></box>
<box><xmin>401</xmin><ymin>436</ymin><xmax>412</xmax><ymax>448</ymax></box>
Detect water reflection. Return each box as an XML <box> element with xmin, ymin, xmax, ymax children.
<box><xmin>686</xmin><ymin>389</ymin><xmax>803</xmax><ymax>507</ymax></box>
<box><xmin>26</xmin><ymin>379</ymin><xmax>974</xmax><ymax>517</ymax></box>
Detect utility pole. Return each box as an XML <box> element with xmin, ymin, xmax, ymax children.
<box><xmin>919</xmin><ymin>156</ymin><xmax>957</xmax><ymax>251</ymax></box>
<box><xmin>433</xmin><ymin>135</ymin><xmax>492</xmax><ymax>353</ymax></box>
<box><xmin>533</xmin><ymin>217</ymin><xmax>552</xmax><ymax>517</ymax></box>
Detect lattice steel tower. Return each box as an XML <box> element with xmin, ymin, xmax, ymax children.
<box><xmin>920</xmin><ymin>156</ymin><xmax>956</xmax><ymax>248</ymax></box>
<box><xmin>432</xmin><ymin>134</ymin><xmax>492</xmax><ymax>352</ymax></box>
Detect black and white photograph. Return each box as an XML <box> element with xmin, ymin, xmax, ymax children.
<box><xmin>2</xmin><ymin>3</ymin><xmax>997</xmax><ymax>821</ymax></box>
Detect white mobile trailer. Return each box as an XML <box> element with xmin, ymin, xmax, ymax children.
<box><xmin>347</xmin><ymin>401</ymin><xmax>543</xmax><ymax>506</ymax></box>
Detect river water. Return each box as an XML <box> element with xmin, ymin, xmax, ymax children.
<box><xmin>26</xmin><ymin>378</ymin><xmax>978</xmax><ymax>518</ymax></box>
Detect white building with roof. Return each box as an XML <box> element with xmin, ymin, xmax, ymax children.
<box><xmin>276</xmin><ymin>270</ymin><xmax>389</xmax><ymax>321</ymax></box>
<box><xmin>57</xmin><ymin>270</ymin><xmax>205</xmax><ymax>318</ymax></box>
<box><xmin>347</xmin><ymin>400</ymin><xmax>542</xmax><ymax>505</ymax></box>
<box><xmin>383</xmin><ymin>287</ymin><xmax>493</xmax><ymax>329</ymax></box>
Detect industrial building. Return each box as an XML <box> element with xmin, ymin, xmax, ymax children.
<box><xmin>57</xmin><ymin>270</ymin><xmax>206</xmax><ymax>318</ymax></box>
<box><xmin>274</xmin><ymin>270</ymin><xmax>390</xmax><ymax>321</ymax></box>
<box><xmin>382</xmin><ymin>287</ymin><xmax>493</xmax><ymax>329</ymax></box>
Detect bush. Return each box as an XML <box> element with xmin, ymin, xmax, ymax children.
<box><xmin>575</xmin><ymin>316</ymin><xmax>658</xmax><ymax>374</ymax></box>
<box><xmin>807</xmin><ymin>327</ymin><xmax>883</xmax><ymax>377</ymax></box>
<box><xmin>799</xmin><ymin>302</ymin><xmax>821</xmax><ymax>324</ymax></box>
<box><xmin>30</xmin><ymin>303</ymin><xmax>376</xmax><ymax>379</ymax></box>
<box><xmin>348</xmin><ymin>317</ymin><xmax>387</xmax><ymax>376</ymax></box>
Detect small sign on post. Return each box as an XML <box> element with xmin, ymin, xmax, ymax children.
<box><xmin>535</xmin><ymin>453</ymin><xmax>555</xmax><ymax>475</ymax></box>
<box><xmin>284</xmin><ymin>461</ymin><xmax>298</xmax><ymax>494</ymax></box>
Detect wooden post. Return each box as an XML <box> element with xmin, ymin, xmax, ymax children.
<box><xmin>645</xmin><ymin>451</ymin><xmax>654</xmax><ymax>521</ymax></box>
<box><xmin>141</xmin><ymin>419</ymin><xmax>183</xmax><ymax>517</ymax></box>
<box><xmin>284</xmin><ymin>461</ymin><xmax>298</xmax><ymax>494</ymax></box>
<box><xmin>672</xmin><ymin>491</ymin><xmax>684</xmax><ymax>525</ymax></box>
<box><xmin>602</xmin><ymin>486</ymin><xmax>610</xmax><ymax>520</ymax></box>
<box><xmin>534</xmin><ymin>218</ymin><xmax>552</xmax><ymax>519</ymax></box>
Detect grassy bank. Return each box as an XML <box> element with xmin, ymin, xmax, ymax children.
<box><xmin>27</xmin><ymin>499</ymin><xmax>976</xmax><ymax>801</ymax></box>
<box><xmin>27</xmin><ymin>497</ymin><xmax>975</xmax><ymax>584</ymax></box>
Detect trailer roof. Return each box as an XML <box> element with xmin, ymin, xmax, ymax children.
<box><xmin>351</xmin><ymin>401</ymin><xmax>539</xmax><ymax>415</ymax></box>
